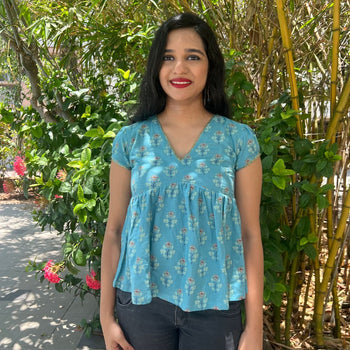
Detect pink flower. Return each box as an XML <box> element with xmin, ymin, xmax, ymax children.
<box><xmin>56</xmin><ymin>169</ymin><xmax>67</xmax><ymax>181</ymax></box>
<box><xmin>43</xmin><ymin>259</ymin><xmax>61</xmax><ymax>284</ymax></box>
<box><xmin>86</xmin><ymin>269</ymin><xmax>101</xmax><ymax>290</ymax></box>
<box><xmin>54</xmin><ymin>194</ymin><xmax>63</xmax><ymax>199</ymax></box>
<box><xmin>13</xmin><ymin>156</ymin><xmax>26</xmax><ymax>176</ymax></box>
<box><xmin>2</xmin><ymin>179</ymin><xmax>15</xmax><ymax>193</ymax></box>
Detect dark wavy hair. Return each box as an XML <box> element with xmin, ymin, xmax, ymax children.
<box><xmin>131</xmin><ymin>12</ymin><xmax>230</xmax><ymax>122</ymax></box>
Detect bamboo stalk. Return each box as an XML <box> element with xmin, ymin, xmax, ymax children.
<box><xmin>257</xmin><ymin>27</ymin><xmax>277</xmax><ymax>119</ymax></box>
<box><xmin>229</xmin><ymin>0</ymin><xmax>235</xmax><ymax>49</ymax></box>
<box><xmin>314</xmin><ymin>188</ymin><xmax>350</xmax><ymax>347</ymax></box>
<box><xmin>326</xmin><ymin>76</ymin><xmax>350</xmax><ymax>142</ymax></box>
<box><xmin>284</xmin><ymin>255</ymin><xmax>299</xmax><ymax>345</ymax></box>
<box><xmin>330</xmin><ymin>0</ymin><xmax>340</xmax><ymax>123</ymax></box>
<box><xmin>275</xmin><ymin>0</ymin><xmax>302</xmax><ymax>137</ymax></box>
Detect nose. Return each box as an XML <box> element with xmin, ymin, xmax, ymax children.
<box><xmin>173</xmin><ymin>59</ymin><xmax>188</xmax><ymax>74</ymax></box>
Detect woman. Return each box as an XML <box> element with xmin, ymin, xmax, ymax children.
<box><xmin>100</xmin><ymin>12</ymin><xmax>263</xmax><ymax>350</ymax></box>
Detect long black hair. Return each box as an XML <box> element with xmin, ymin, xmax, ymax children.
<box><xmin>131</xmin><ymin>12</ymin><xmax>230</xmax><ymax>122</ymax></box>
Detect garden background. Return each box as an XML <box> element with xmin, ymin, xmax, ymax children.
<box><xmin>0</xmin><ymin>0</ymin><xmax>349</xmax><ymax>349</ymax></box>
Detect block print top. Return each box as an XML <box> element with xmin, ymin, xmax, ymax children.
<box><xmin>111</xmin><ymin>115</ymin><xmax>260</xmax><ymax>312</ymax></box>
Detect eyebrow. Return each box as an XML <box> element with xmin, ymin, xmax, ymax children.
<box><xmin>164</xmin><ymin>48</ymin><xmax>206</xmax><ymax>56</ymax></box>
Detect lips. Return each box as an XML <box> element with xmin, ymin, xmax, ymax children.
<box><xmin>170</xmin><ymin>78</ymin><xmax>192</xmax><ymax>88</ymax></box>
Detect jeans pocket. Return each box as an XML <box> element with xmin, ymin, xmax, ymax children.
<box><xmin>116</xmin><ymin>288</ymin><xmax>133</xmax><ymax>307</ymax></box>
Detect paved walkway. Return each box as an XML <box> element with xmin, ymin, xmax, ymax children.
<box><xmin>0</xmin><ymin>201</ymin><xmax>106</xmax><ymax>350</ymax></box>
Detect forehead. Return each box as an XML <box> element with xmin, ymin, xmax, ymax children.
<box><xmin>165</xmin><ymin>28</ymin><xmax>205</xmax><ymax>50</ymax></box>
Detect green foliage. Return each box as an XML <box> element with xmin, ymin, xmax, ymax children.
<box><xmin>2</xmin><ymin>70</ymin><xmax>139</xmax><ymax>328</ymax></box>
<box><xmin>257</xmin><ymin>93</ymin><xmax>339</xmax><ymax>307</ymax></box>
<box><xmin>225</xmin><ymin>51</ymin><xmax>255</xmax><ymax>122</ymax></box>
<box><xmin>0</xmin><ymin>108</ymin><xmax>17</xmax><ymax>176</ymax></box>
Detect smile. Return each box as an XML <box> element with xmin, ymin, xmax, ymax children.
<box><xmin>170</xmin><ymin>79</ymin><xmax>192</xmax><ymax>88</ymax></box>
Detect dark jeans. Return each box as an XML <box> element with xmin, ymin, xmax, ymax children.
<box><xmin>115</xmin><ymin>288</ymin><xmax>243</xmax><ymax>350</ymax></box>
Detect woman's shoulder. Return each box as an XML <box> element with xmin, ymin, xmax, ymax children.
<box><xmin>212</xmin><ymin>115</ymin><xmax>255</xmax><ymax>133</ymax></box>
<box><xmin>118</xmin><ymin>116</ymin><xmax>157</xmax><ymax>135</ymax></box>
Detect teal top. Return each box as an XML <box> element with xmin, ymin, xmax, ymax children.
<box><xmin>111</xmin><ymin>115</ymin><xmax>260</xmax><ymax>312</ymax></box>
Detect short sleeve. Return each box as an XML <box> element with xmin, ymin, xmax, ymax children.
<box><xmin>235</xmin><ymin>124</ymin><xmax>260</xmax><ymax>170</ymax></box>
<box><xmin>111</xmin><ymin>127</ymin><xmax>131</xmax><ymax>169</ymax></box>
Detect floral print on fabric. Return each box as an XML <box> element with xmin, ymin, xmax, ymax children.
<box><xmin>111</xmin><ymin>115</ymin><xmax>260</xmax><ymax>312</ymax></box>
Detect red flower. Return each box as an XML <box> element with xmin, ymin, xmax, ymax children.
<box><xmin>86</xmin><ymin>269</ymin><xmax>101</xmax><ymax>290</ymax></box>
<box><xmin>2</xmin><ymin>179</ymin><xmax>15</xmax><ymax>193</ymax></box>
<box><xmin>43</xmin><ymin>259</ymin><xmax>61</xmax><ymax>284</ymax></box>
<box><xmin>13</xmin><ymin>156</ymin><xmax>26</xmax><ymax>176</ymax></box>
<box><xmin>54</xmin><ymin>194</ymin><xmax>63</xmax><ymax>199</ymax></box>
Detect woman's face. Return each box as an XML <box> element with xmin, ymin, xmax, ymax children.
<box><xmin>159</xmin><ymin>28</ymin><xmax>209</xmax><ymax>107</ymax></box>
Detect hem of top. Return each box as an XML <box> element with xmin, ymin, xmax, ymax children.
<box><xmin>114</xmin><ymin>286</ymin><xmax>246</xmax><ymax>312</ymax></box>
<box><xmin>111</xmin><ymin>158</ymin><xmax>131</xmax><ymax>170</ymax></box>
<box><xmin>236</xmin><ymin>153</ymin><xmax>261</xmax><ymax>171</ymax></box>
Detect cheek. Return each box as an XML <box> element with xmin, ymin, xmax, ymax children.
<box><xmin>158</xmin><ymin>67</ymin><xmax>168</xmax><ymax>88</ymax></box>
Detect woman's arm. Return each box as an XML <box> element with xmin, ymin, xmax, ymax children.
<box><xmin>100</xmin><ymin>161</ymin><xmax>134</xmax><ymax>350</ymax></box>
<box><xmin>235</xmin><ymin>157</ymin><xmax>264</xmax><ymax>350</ymax></box>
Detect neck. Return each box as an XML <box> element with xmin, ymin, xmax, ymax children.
<box><xmin>159</xmin><ymin>99</ymin><xmax>212</xmax><ymax>126</ymax></box>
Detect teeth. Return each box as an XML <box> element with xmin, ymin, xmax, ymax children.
<box><xmin>172</xmin><ymin>81</ymin><xmax>191</xmax><ymax>85</ymax></box>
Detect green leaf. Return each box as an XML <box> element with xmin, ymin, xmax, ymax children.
<box><xmin>90</xmin><ymin>138</ymin><xmax>105</xmax><ymax>149</ymax></box>
<box><xmin>66</xmin><ymin>261</ymin><xmax>80</xmax><ymax>275</ymax></box>
<box><xmin>296</xmin><ymin>217</ymin><xmax>311</xmax><ymax>236</ymax></box>
<box><xmin>78</xmin><ymin>209</ymin><xmax>88</xmax><ymax>224</ymax></box>
<box><xmin>272</xmin><ymin>159</ymin><xmax>285</xmax><ymax>175</ymax></box>
<box><xmin>241</xmin><ymin>81</ymin><xmax>254</xmax><ymax>91</ymax></box>
<box><xmin>272</xmin><ymin>176</ymin><xmax>285</xmax><ymax>190</ymax></box>
<box><xmin>73</xmin><ymin>249</ymin><xmax>86</xmax><ymax>266</ymax></box>
<box><xmin>261</xmin><ymin>143</ymin><xmax>274</xmax><ymax>156</ymax></box>
<box><xmin>85</xmin><ymin>199</ymin><xmax>96</xmax><ymax>211</ymax></box>
<box><xmin>270</xmin><ymin>292</ymin><xmax>283</xmax><ymax>307</ymax></box>
<box><xmin>294</xmin><ymin>138</ymin><xmax>312</xmax><ymax>156</ymax></box>
<box><xmin>32</xmin><ymin>126</ymin><xmax>43</xmax><ymax>138</ymax></box>
<box><xmin>84</xmin><ymin>129</ymin><xmax>100</xmax><ymax>138</ymax></box>
<box><xmin>272</xmin><ymin>159</ymin><xmax>295</xmax><ymax>176</ymax></box>
<box><xmin>281</xmin><ymin>109</ymin><xmax>299</xmax><ymax>119</ymax></box>
<box><xmin>262</xmin><ymin>155</ymin><xmax>273</xmax><ymax>170</ymax></box>
<box><xmin>275</xmin><ymin>283</ymin><xmax>286</xmax><ymax>293</ymax></box>
<box><xmin>299</xmin><ymin>193</ymin><xmax>312</xmax><ymax>208</ymax></box>
<box><xmin>304</xmin><ymin>244</ymin><xmax>317</xmax><ymax>260</ymax></box>
<box><xmin>300</xmin><ymin>237</ymin><xmax>309</xmax><ymax>246</ymax></box>
<box><xmin>319</xmin><ymin>184</ymin><xmax>334</xmax><ymax>193</ymax></box>
<box><xmin>63</xmin><ymin>243</ymin><xmax>73</xmax><ymax>254</ymax></box>
<box><xmin>59</xmin><ymin>144</ymin><xmax>70</xmax><ymax>155</ymax></box>
<box><xmin>81</xmin><ymin>148</ymin><xmax>91</xmax><ymax>163</ymax></box>
<box><xmin>77</xmin><ymin>184</ymin><xmax>85</xmax><ymax>202</ymax></box>
<box><xmin>73</xmin><ymin>203</ymin><xmax>86</xmax><ymax>215</ymax></box>
<box><xmin>55</xmin><ymin>283</ymin><xmax>64</xmax><ymax>293</ymax></box>
<box><xmin>67</xmin><ymin>160</ymin><xmax>83</xmax><ymax>169</ymax></box>
<box><xmin>103</xmin><ymin>131</ymin><xmax>116</xmax><ymax>139</ymax></box>
<box><xmin>235</xmin><ymin>91</ymin><xmax>246</xmax><ymax>107</ymax></box>
<box><xmin>317</xmin><ymin>195</ymin><xmax>329</xmax><ymax>209</ymax></box>
<box><xmin>301</xmin><ymin>182</ymin><xmax>317</xmax><ymax>194</ymax></box>
<box><xmin>316</xmin><ymin>159</ymin><xmax>328</xmax><ymax>173</ymax></box>
<box><xmin>72</xmin><ymin>169</ymin><xmax>85</xmax><ymax>183</ymax></box>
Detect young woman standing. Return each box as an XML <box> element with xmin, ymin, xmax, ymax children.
<box><xmin>100</xmin><ymin>12</ymin><xmax>263</xmax><ymax>350</ymax></box>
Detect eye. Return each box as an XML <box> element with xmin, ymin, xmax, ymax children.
<box><xmin>162</xmin><ymin>55</ymin><xmax>174</xmax><ymax>61</ymax></box>
<box><xmin>187</xmin><ymin>55</ymin><xmax>200</xmax><ymax>61</ymax></box>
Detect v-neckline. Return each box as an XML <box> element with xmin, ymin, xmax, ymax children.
<box><xmin>155</xmin><ymin>115</ymin><xmax>214</xmax><ymax>162</ymax></box>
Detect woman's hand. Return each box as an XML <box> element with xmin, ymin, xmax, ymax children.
<box><xmin>103</xmin><ymin>320</ymin><xmax>134</xmax><ymax>350</ymax></box>
<box><xmin>238</xmin><ymin>328</ymin><xmax>263</xmax><ymax>350</ymax></box>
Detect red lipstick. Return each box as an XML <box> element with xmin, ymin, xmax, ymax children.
<box><xmin>170</xmin><ymin>78</ymin><xmax>192</xmax><ymax>88</ymax></box>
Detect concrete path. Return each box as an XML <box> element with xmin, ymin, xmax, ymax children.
<box><xmin>0</xmin><ymin>202</ymin><xmax>106</xmax><ymax>350</ymax></box>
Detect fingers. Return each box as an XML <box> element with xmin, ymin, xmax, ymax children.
<box><xmin>118</xmin><ymin>336</ymin><xmax>134</xmax><ymax>350</ymax></box>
